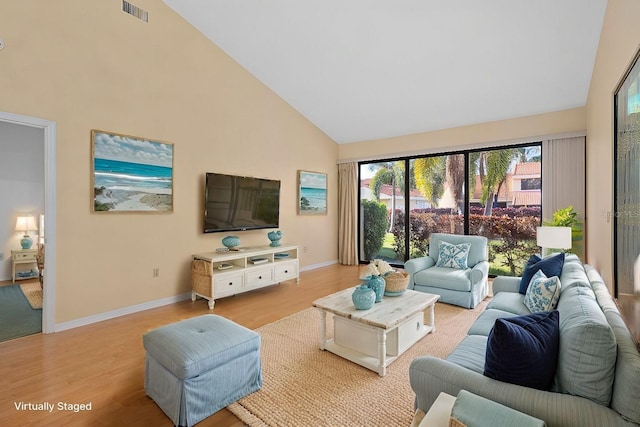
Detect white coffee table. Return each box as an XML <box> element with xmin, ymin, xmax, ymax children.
<box><xmin>312</xmin><ymin>288</ymin><xmax>439</xmax><ymax>376</ymax></box>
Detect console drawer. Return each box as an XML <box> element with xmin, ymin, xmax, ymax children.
<box><xmin>213</xmin><ymin>272</ymin><xmax>244</xmax><ymax>297</ymax></box>
<box><xmin>274</xmin><ymin>260</ymin><xmax>298</xmax><ymax>282</ymax></box>
<box><xmin>245</xmin><ymin>266</ymin><xmax>273</xmax><ymax>288</ymax></box>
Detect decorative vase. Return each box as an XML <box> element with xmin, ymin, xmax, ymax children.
<box><xmin>20</xmin><ymin>234</ymin><xmax>33</xmax><ymax>250</ymax></box>
<box><xmin>221</xmin><ymin>235</ymin><xmax>240</xmax><ymax>249</ymax></box>
<box><xmin>352</xmin><ymin>285</ymin><xmax>376</xmax><ymax>310</ymax></box>
<box><xmin>267</xmin><ymin>230</ymin><xmax>283</xmax><ymax>247</ymax></box>
<box><xmin>362</xmin><ymin>275</ymin><xmax>386</xmax><ymax>303</ymax></box>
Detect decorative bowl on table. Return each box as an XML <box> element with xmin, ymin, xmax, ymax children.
<box><xmin>383</xmin><ymin>271</ymin><xmax>410</xmax><ymax>296</ymax></box>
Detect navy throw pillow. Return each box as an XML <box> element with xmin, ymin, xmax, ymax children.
<box><xmin>484</xmin><ymin>310</ymin><xmax>560</xmax><ymax>390</ymax></box>
<box><xmin>519</xmin><ymin>252</ymin><xmax>565</xmax><ymax>294</ymax></box>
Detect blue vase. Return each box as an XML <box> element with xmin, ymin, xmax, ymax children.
<box><xmin>221</xmin><ymin>235</ymin><xmax>240</xmax><ymax>249</ymax></box>
<box><xmin>362</xmin><ymin>275</ymin><xmax>386</xmax><ymax>303</ymax></box>
<box><xmin>352</xmin><ymin>285</ymin><xmax>375</xmax><ymax>310</ymax></box>
<box><xmin>267</xmin><ymin>230</ymin><xmax>283</xmax><ymax>247</ymax></box>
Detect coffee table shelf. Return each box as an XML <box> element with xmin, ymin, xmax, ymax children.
<box><xmin>313</xmin><ymin>288</ymin><xmax>439</xmax><ymax>376</ymax></box>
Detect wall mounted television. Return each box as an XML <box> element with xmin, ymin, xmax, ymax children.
<box><xmin>204</xmin><ymin>172</ymin><xmax>281</xmax><ymax>233</ymax></box>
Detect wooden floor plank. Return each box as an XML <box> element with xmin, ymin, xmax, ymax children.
<box><xmin>0</xmin><ymin>263</ymin><xmax>364</xmax><ymax>426</ymax></box>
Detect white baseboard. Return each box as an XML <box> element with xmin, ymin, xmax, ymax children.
<box><xmin>54</xmin><ymin>292</ymin><xmax>192</xmax><ymax>332</ymax></box>
<box><xmin>300</xmin><ymin>259</ymin><xmax>338</xmax><ymax>272</ymax></box>
<box><xmin>53</xmin><ymin>259</ymin><xmax>340</xmax><ymax>333</ymax></box>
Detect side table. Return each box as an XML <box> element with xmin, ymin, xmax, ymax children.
<box><xmin>11</xmin><ymin>249</ymin><xmax>39</xmax><ymax>282</ymax></box>
<box><xmin>419</xmin><ymin>392</ymin><xmax>456</xmax><ymax>427</ymax></box>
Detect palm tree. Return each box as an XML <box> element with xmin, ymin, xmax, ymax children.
<box><xmin>369</xmin><ymin>161</ymin><xmax>405</xmax><ymax>231</ymax></box>
<box><xmin>413</xmin><ymin>156</ymin><xmax>446</xmax><ymax>205</ymax></box>
<box><xmin>446</xmin><ymin>155</ymin><xmax>465</xmax><ymax>214</ymax></box>
<box><xmin>470</xmin><ymin>148</ymin><xmax>520</xmax><ymax>215</ymax></box>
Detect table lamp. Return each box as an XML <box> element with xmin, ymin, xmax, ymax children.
<box><xmin>536</xmin><ymin>226</ymin><xmax>572</xmax><ymax>257</ymax></box>
<box><xmin>15</xmin><ymin>215</ymin><xmax>38</xmax><ymax>249</ymax></box>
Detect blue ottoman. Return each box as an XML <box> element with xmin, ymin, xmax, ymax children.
<box><xmin>143</xmin><ymin>315</ymin><xmax>262</xmax><ymax>427</ymax></box>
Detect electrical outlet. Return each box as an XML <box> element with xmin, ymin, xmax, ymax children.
<box><xmin>152</xmin><ymin>268</ymin><xmax>159</xmax><ymax>277</ymax></box>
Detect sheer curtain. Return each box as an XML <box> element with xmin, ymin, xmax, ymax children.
<box><xmin>541</xmin><ymin>136</ymin><xmax>586</xmax><ymax>258</ymax></box>
<box><xmin>337</xmin><ymin>162</ymin><xmax>358</xmax><ymax>265</ymax></box>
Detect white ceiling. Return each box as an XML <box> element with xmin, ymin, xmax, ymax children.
<box><xmin>163</xmin><ymin>0</ymin><xmax>607</xmax><ymax>144</ymax></box>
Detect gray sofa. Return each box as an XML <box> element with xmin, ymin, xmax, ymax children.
<box><xmin>409</xmin><ymin>254</ymin><xmax>640</xmax><ymax>427</ymax></box>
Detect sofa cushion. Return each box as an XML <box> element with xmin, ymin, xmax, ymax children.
<box><xmin>486</xmin><ymin>292</ymin><xmax>530</xmax><ymax>315</ymax></box>
<box><xmin>446</xmin><ymin>335</ymin><xmax>488</xmax><ymax>374</ymax></box>
<box><xmin>468</xmin><ymin>308</ymin><xmax>519</xmax><ymax>336</ymax></box>
<box><xmin>519</xmin><ymin>253</ymin><xmax>564</xmax><ymax>295</ymax></box>
<box><xmin>557</xmin><ymin>254</ymin><xmax>591</xmax><ymax>292</ymax></box>
<box><xmin>524</xmin><ymin>270</ymin><xmax>561</xmax><ymax>313</ymax></box>
<box><xmin>436</xmin><ymin>241</ymin><xmax>471</xmax><ymax>269</ymax></box>
<box><xmin>484</xmin><ymin>310</ymin><xmax>560</xmax><ymax>390</ymax></box>
<box><xmin>554</xmin><ymin>286</ymin><xmax>617</xmax><ymax>406</ymax></box>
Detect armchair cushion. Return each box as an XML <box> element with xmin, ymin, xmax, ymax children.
<box><xmin>414</xmin><ymin>267</ymin><xmax>472</xmax><ymax>292</ymax></box>
<box><xmin>519</xmin><ymin>253</ymin><xmax>565</xmax><ymax>295</ymax></box>
<box><xmin>484</xmin><ymin>310</ymin><xmax>560</xmax><ymax>390</ymax></box>
<box><xmin>436</xmin><ymin>241</ymin><xmax>471</xmax><ymax>269</ymax></box>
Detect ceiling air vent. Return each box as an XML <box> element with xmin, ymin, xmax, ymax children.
<box><xmin>122</xmin><ymin>1</ymin><xmax>148</xmax><ymax>23</ymax></box>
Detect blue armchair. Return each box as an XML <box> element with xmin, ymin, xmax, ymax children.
<box><xmin>404</xmin><ymin>233</ymin><xmax>489</xmax><ymax>308</ymax></box>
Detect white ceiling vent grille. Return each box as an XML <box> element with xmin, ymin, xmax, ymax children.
<box><xmin>122</xmin><ymin>1</ymin><xmax>148</xmax><ymax>22</ymax></box>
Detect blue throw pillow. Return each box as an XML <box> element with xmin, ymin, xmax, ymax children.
<box><xmin>435</xmin><ymin>241</ymin><xmax>471</xmax><ymax>269</ymax></box>
<box><xmin>519</xmin><ymin>252</ymin><xmax>565</xmax><ymax>294</ymax></box>
<box><xmin>524</xmin><ymin>270</ymin><xmax>562</xmax><ymax>312</ymax></box>
<box><xmin>484</xmin><ymin>310</ymin><xmax>560</xmax><ymax>390</ymax></box>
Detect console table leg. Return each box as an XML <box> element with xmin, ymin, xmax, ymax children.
<box><xmin>207</xmin><ymin>299</ymin><xmax>215</xmax><ymax>310</ymax></box>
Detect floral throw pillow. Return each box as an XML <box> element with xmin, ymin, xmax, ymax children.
<box><xmin>524</xmin><ymin>269</ymin><xmax>562</xmax><ymax>312</ymax></box>
<box><xmin>436</xmin><ymin>241</ymin><xmax>471</xmax><ymax>269</ymax></box>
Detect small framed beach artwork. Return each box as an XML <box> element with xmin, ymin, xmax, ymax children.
<box><xmin>91</xmin><ymin>130</ymin><xmax>174</xmax><ymax>213</ymax></box>
<box><xmin>297</xmin><ymin>170</ymin><xmax>327</xmax><ymax>215</ymax></box>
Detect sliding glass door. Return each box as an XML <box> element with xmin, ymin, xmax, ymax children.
<box><xmin>468</xmin><ymin>147</ymin><xmax>541</xmax><ymax>276</ymax></box>
<box><xmin>359</xmin><ymin>143</ymin><xmax>541</xmax><ymax>276</ymax></box>
<box><xmin>614</xmin><ymin>48</ymin><xmax>640</xmax><ymax>300</ymax></box>
<box><xmin>359</xmin><ymin>161</ymin><xmax>405</xmax><ymax>264</ymax></box>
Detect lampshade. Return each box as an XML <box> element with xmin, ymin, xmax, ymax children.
<box><xmin>15</xmin><ymin>215</ymin><xmax>37</xmax><ymax>233</ymax></box>
<box><xmin>15</xmin><ymin>215</ymin><xmax>38</xmax><ymax>249</ymax></box>
<box><xmin>536</xmin><ymin>226</ymin><xmax>572</xmax><ymax>250</ymax></box>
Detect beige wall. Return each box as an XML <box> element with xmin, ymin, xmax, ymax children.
<box><xmin>585</xmin><ymin>0</ymin><xmax>640</xmax><ymax>288</ymax></box>
<box><xmin>0</xmin><ymin>1</ymin><xmax>338</xmax><ymax>323</ymax></box>
<box><xmin>338</xmin><ymin>108</ymin><xmax>586</xmax><ymax>162</ymax></box>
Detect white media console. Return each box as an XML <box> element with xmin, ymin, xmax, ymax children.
<box><xmin>191</xmin><ymin>244</ymin><xmax>299</xmax><ymax>309</ymax></box>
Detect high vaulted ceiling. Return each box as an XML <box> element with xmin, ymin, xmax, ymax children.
<box><xmin>163</xmin><ymin>0</ymin><xmax>607</xmax><ymax>144</ymax></box>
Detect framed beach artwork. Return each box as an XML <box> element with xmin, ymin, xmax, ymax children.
<box><xmin>297</xmin><ymin>170</ymin><xmax>327</xmax><ymax>215</ymax></box>
<box><xmin>91</xmin><ymin>130</ymin><xmax>174</xmax><ymax>213</ymax></box>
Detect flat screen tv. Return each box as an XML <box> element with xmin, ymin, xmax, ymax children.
<box><xmin>204</xmin><ymin>172</ymin><xmax>280</xmax><ymax>233</ymax></box>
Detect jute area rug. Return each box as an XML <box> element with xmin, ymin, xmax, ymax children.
<box><xmin>228</xmin><ymin>298</ymin><xmax>490</xmax><ymax>427</ymax></box>
<box><xmin>20</xmin><ymin>282</ymin><xmax>43</xmax><ymax>309</ymax></box>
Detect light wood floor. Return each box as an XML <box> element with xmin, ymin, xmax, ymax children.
<box><xmin>0</xmin><ymin>263</ymin><xmax>364</xmax><ymax>427</ymax></box>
